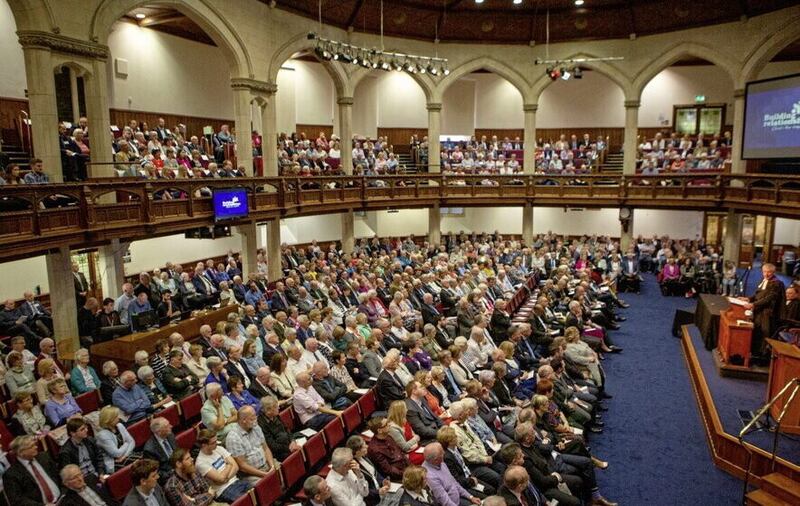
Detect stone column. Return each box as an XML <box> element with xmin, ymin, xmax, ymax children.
<box><xmin>730</xmin><ymin>89</ymin><xmax>746</xmax><ymax>175</ymax></box>
<box><xmin>98</xmin><ymin>238</ymin><xmax>127</xmax><ymax>299</ymax></box>
<box><xmin>20</xmin><ymin>45</ymin><xmax>60</xmax><ymax>180</ymax></box>
<box><xmin>429</xmin><ymin>204</ymin><xmax>442</xmax><ymax>245</ymax></box>
<box><xmin>337</xmin><ymin>97</ymin><xmax>354</xmax><ymax>175</ymax></box>
<box><xmin>46</xmin><ymin>246</ymin><xmax>79</xmax><ymax>356</ymax></box>
<box><xmin>231</xmin><ymin>84</ymin><xmax>254</xmax><ymax>175</ymax></box>
<box><xmin>427</xmin><ymin>103</ymin><xmax>442</xmax><ymax>173</ymax></box>
<box><xmin>723</xmin><ymin>211</ymin><xmax>743</xmax><ymax>267</ymax></box>
<box><xmin>342</xmin><ymin>211</ymin><xmax>355</xmax><ymax>254</ymax></box>
<box><xmin>620</xmin><ymin>209</ymin><xmax>635</xmax><ymax>253</ymax></box>
<box><xmin>622</xmin><ymin>100</ymin><xmax>640</xmax><ymax>175</ymax></box>
<box><xmin>261</xmin><ymin>91</ymin><xmax>279</xmax><ymax>177</ymax></box>
<box><xmin>85</xmin><ymin>58</ymin><xmax>112</xmax><ymax>177</ymax></box>
<box><xmin>522</xmin><ymin>203</ymin><xmax>534</xmax><ymax>245</ymax></box>
<box><xmin>238</xmin><ymin>222</ymin><xmax>259</xmax><ymax>280</ymax></box>
<box><xmin>523</xmin><ymin>104</ymin><xmax>538</xmax><ymax>175</ymax></box>
<box><xmin>69</xmin><ymin>68</ymin><xmax>80</xmax><ymax>124</ymax></box>
<box><xmin>266</xmin><ymin>218</ymin><xmax>282</xmax><ymax>282</ymax></box>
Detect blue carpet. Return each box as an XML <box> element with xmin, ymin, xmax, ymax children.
<box><xmin>686</xmin><ymin>325</ymin><xmax>800</xmax><ymax>464</ymax></box>
<box><xmin>589</xmin><ymin>274</ymin><xmax>742</xmax><ymax>505</ymax></box>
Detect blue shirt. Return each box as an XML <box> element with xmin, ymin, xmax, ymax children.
<box><xmin>112</xmin><ymin>384</ymin><xmax>152</xmax><ymax>422</ymax></box>
<box><xmin>244</xmin><ymin>289</ymin><xmax>265</xmax><ymax>308</ymax></box>
<box><xmin>23</xmin><ymin>171</ymin><xmax>49</xmax><ymax>184</ymax></box>
<box><xmin>44</xmin><ymin>395</ymin><xmax>82</xmax><ymax>426</ymax></box>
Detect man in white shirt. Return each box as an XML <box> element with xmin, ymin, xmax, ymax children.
<box><xmin>293</xmin><ymin>371</ymin><xmax>337</xmax><ymax>430</ymax></box>
<box><xmin>326</xmin><ymin>447</ymin><xmax>368</xmax><ymax>506</ymax></box>
<box><xmin>194</xmin><ymin>429</ymin><xmax>253</xmax><ymax>503</ymax></box>
<box><xmin>302</xmin><ymin>338</ymin><xmax>329</xmax><ymax>368</ymax></box>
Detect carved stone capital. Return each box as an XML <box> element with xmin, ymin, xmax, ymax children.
<box><xmin>337</xmin><ymin>96</ymin><xmax>354</xmax><ymax>106</ymax></box>
<box><xmin>734</xmin><ymin>89</ymin><xmax>745</xmax><ymax>99</ymax></box>
<box><xmin>427</xmin><ymin>102</ymin><xmax>443</xmax><ymax>112</ymax></box>
<box><xmin>624</xmin><ymin>100</ymin><xmax>641</xmax><ymax>109</ymax></box>
<box><xmin>523</xmin><ymin>104</ymin><xmax>538</xmax><ymax>113</ymax></box>
<box><xmin>230</xmin><ymin>78</ymin><xmax>277</xmax><ymax>94</ymax></box>
<box><xmin>17</xmin><ymin>31</ymin><xmax>109</xmax><ymax>59</ymax></box>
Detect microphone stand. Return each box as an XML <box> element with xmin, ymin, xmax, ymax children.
<box><xmin>737</xmin><ymin>266</ymin><xmax>753</xmax><ymax>297</ymax></box>
<box><xmin>738</xmin><ymin>377</ymin><xmax>800</xmax><ymax>505</ymax></box>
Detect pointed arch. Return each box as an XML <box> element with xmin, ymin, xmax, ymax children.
<box><xmin>89</xmin><ymin>0</ymin><xmax>252</xmax><ymax>78</ymax></box>
<box><xmin>740</xmin><ymin>13</ymin><xmax>800</xmax><ymax>87</ymax></box>
<box><xmin>629</xmin><ymin>42</ymin><xmax>739</xmax><ymax>101</ymax></box>
<box><xmin>434</xmin><ymin>56</ymin><xmax>533</xmax><ymax>104</ymax></box>
<box><xmin>530</xmin><ymin>52</ymin><xmax>633</xmax><ymax>102</ymax></box>
<box><xmin>268</xmin><ymin>31</ymin><xmax>351</xmax><ymax>98</ymax></box>
<box><xmin>350</xmin><ymin>66</ymin><xmax>434</xmax><ymax>103</ymax></box>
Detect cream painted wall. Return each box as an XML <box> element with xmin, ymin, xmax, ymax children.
<box><xmin>353</xmin><ymin>75</ymin><xmax>378</xmax><ymax>138</ymax></box>
<box><xmin>473</xmin><ymin>74</ymin><xmax>524</xmax><ymax>129</ymax></box>
<box><xmin>756</xmin><ymin>61</ymin><xmax>800</xmax><ymax>80</ymax></box>
<box><xmin>124</xmin><ymin>233</ymin><xmax>243</xmax><ymax>276</ymax></box>
<box><xmin>276</xmin><ymin>67</ymin><xmax>297</xmax><ymax>134</ymax></box>
<box><xmin>774</xmin><ymin>218</ymin><xmax>800</xmax><ymax>246</ymax></box>
<box><xmin>107</xmin><ymin>22</ymin><xmax>233</xmax><ymax>119</ymax></box>
<box><xmin>442</xmin><ymin>208</ymin><xmax>523</xmax><ymax>234</ymax></box>
<box><xmin>0</xmin><ymin>0</ymin><xmax>26</xmax><ymax>98</ymax></box>
<box><xmin>538</xmin><ymin>71</ymin><xmax>626</xmax><ymax>128</ymax></box>
<box><xmin>0</xmin><ymin>257</ymin><xmax>48</xmax><ymax>301</ymax></box>
<box><xmin>640</xmin><ymin>65</ymin><xmax>733</xmax><ymax>128</ymax></box>
<box><xmin>442</xmin><ymin>79</ymin><xmax>476</xmax><ymax>135</ymax></box>
<box><xmin>376</xmin><ymin>72</ymin><xmax>428</xmax><ymax>129</ymax></box>
<box><xmin>291</xmin><ymin>60</ymin><xmax>335</xmax><ymax>126</ymax></box>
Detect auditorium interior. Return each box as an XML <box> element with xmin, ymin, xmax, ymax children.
<box><xmin>1</xmin><ymin>1</ymin><xmax>800</xmax><ymax>505</ymax></box>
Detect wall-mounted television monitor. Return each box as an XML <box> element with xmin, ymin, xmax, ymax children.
<box><xmin>212</xmin><ymin>188</ymin><xmax>249</xmax><ymax>221</ymax></box>
<box><xmin>743</xmin><ymin>73</ymin><xmax>800</xmax><ymax>160</ymax></box>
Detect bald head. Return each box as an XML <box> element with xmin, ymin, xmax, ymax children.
<box><xmin>423</xmin><ymin>442</ymin><xmax>444</xmax><ymax>464</ymax></box>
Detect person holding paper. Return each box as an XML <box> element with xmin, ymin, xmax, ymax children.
<box><xmin>326</xmin><ymin>447</ymin><xmax>369</xmax><ymax>506</ymax></box>
<box><xmin>741</xmin><ymin>262</ymin><xmax>786</xmax><ymax>361</ymax></box>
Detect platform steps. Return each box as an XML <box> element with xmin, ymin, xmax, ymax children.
<box><xmin>599</xmin><ymin>151</ymin><xmax>623</xmax><ymax>174</ymax></box>
<box><xmin>745</xmin><ymin>473</ymin><xmax>800</xmax><ymax>506</ymax></box>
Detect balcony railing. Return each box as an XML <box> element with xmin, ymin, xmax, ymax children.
<box><xmin>1</xmin><ymin>173</ymin><xmax>798</xmax><ymax>260</ymax></box>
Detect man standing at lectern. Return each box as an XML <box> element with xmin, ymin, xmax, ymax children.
<box><xmin>743</xmin><ymin>263</ymin><xmax>785</xmax><ymax>363</ymax></box>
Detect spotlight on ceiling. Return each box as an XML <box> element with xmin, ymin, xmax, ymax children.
<box><xmin>561</xmin><ymin>67</ymin><xmax>571</xmax><ymax>80</ymax></box>
<box><xmin>513</xmin><ymin>0</ymin><xmax>523</xmax><ymax>4</ymax></box>
<box><xmin>574</xmin><ymin>0</ymin><xmax>585</xmax><ymax>6</ymax></box>
<box><xmin>573</xmin><ymin>67</ymin><xmax>583</xmax><ymax>79</ymax></box>
<box><xmin>547</xmin><ymin>67</ymin><xmax>561</xmax><ymax>81</ymax></box>
<box><xmin>443</xmin><ymin>67</ymin><xmax>450</xmax><ymax>76</ymax></box>
<box><xmin>314</xmin><ymin>46</ymin><xmax>332</xmax><ymax>61</ymax></box>
<box><xmin>427</xmin><ymin>63</ymin><xmax>438</xmax><ymax>75</ymax></box>
<box><xmin>393</xmin><ymin>59</ymin><xmax>403</xmax><ymax>71</ymax></box>
<box><xmin>475</xmin><ymin>0</ymin><xmax>485</xmax><ymax>4</ymax></box>
<box><xmin>134</xmin><ymin>13</ymin><xmax>146</xmax><ymax>20</ymax></box>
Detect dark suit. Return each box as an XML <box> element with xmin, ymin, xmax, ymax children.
<box><xmin>259</xmin><ymin>412</ymin><xmax>295</xmax><ymax>461</ymax></box>
<box><xmin>74</xmin><ymin>271</ymin><xmax>89</xmax><ymax>305</ymax></box>
<box><xmin>225</xmin><ymin>359</ymin><xmax>254</xmax><ymax>384</ymax></box>
<box><xmin>404</xmin><ymin>397</ymin><xmax>443</xmax><ymax>442</ymax></box>
<box><xmin>750</xmin><ymin>277</ymin><xmax>786</xmax><ymax>354</ymax></box>
<box><xmin>270</xmin><ymin>291</ymin><xmax>290</xmax><ymax>313</ymax></box>
<box><xmin>313</xmin><ymin>375</ymin><xmax>350</xmax><ymax>407</ymax></box>
<box><xmin>3</xmin><ymin>453</ymin><xmax>62</xmax><ymax>506</ymax></box>
<box><xmin>490</xmin><ymin>310</ymin><xmax>511</xmax><ymax>342</ymax></box>
<box><xmin>780</xmin><ymin>299</ymin><xmax>800</xmax><ymax>326</ymax></box>
<box><xmin>143</xmin><ymin>433</ymin><xmax>178</xmax><ymax>478</ymax></box>
<box><xmin>376</xmin><ymin>369</ymin><xmax>406</xmax><ymax>409</ymax></box>
<box><xmin>59</xmin><ymin>474</ymin><xmax>120</xmax><ymax>506</ymax></box>
<box><xmin>122</xmin><ymin>483</ymin><xmax>168</xmax><ymax>506</ymax></box>
<box><xmin>58</xmin><ymin>437</ymin><xmax>104</xmax><ymax>478</ymax></box>
<box><xmin>421</xmin><ymin>304</ymin><xmax>442</xmax><ymax>327</ymax></box>
<box><xmin>498</xmin><ymin>484</ymin><xmax>543</xmax><ymax>506</ymax></box>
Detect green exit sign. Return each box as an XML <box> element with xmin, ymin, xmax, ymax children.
<box><xmin>695</xmin><ymin>95</ymin><xmax>706</xmax><ymax>103</ymax></box>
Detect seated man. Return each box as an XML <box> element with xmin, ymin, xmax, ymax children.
<box><xmin>5</xmin><ymin>435</ymin><xmax>63</xmax><ymax>505</ymax></box>
<box><xmin>422</xmin><ymin>442</ymin><xmax>483</xmax><ymax>506</ymax></box>
<box><xmin>293</xmin><ymin>371</ymin><xmax>337</xmax><ymax>431</ymax></box>
<box><xmin>18</xmin><ymin>291</ymin><xmax>53</xmax><ymax>337</ymax></box>
<box><xmin>0</xmin><ymin>299</ymin><xmax>43</xmax><ymax>353</ymax></box>
<box><xmin>201</xmin><ymin>383</ymin><xmax>238</xmax><ymax>441</ymax></box>
<box><xmin>376</xmin><ymin>352</ymin><xmax>407</xmax><ymax>410</ymax></box>
<box><xmin>124</xmin><ymin>459</ymin><xmax>169</xmax><ymax>506</ymax></box>
<box><xmin>618</xmin><ymin>252</ymin><xmax>642</xmax><ymax>293</ymax></box>
<box><xmin>164</xmin><ymin>448</ymin><xmax>217</xmax><ymax>506</ymax></box>
<box><xmin>60</xmin><ymin>463</ymin><xmax>119</xmax><ymax>506</ymax></box>
<box><xmin>311</xmin><ymin>361</ymin><xmax>353</xmax><ymax>410</ymax></box>
<box><xmin>225</xmin><ymin>405</ymin><xmax>277</xmax><ymax>481</ymax></box>
<box><xmin>258</xmin><ymin>395</ymin><xmax>301</xmax><ymax>461</ymax></box>
<box><xmin>303</xmin><ymin>475</ymin><xmax>335</xmax><ymax>506</ymax></box>
<box><xmin>143</xmin><ymin>416</ymin><xmax>178</xmax><ymax>480</ymax></box>
<box><xmin>326</xmin><ymin>447</ymin><xmax>369</xmax><ymax>506</ymax></box>
<box><xmin>162</xmin><ymin>349</ymin><xmax>200</xmax><ymax>399</ymax></box>
<box><xmin>58</xmin><ymin>417</ymin><xmax>107</xmax><ymax>484</ymax></box>
<box><xmin>112</xmin><ymin>370</ymin><xmax>154</xmax><ymax>423</ymax></box>
<box><xmin>195</xmin><ymin>429</ymin><xmax>253</xmax><ymax>504</ymax></box>
<box><xmin>365</xmin><ymin>416</ymin><xmax>409</xmax><ymax>482</ymax></box>
<box><xmin>404</xmin><ymin>380</ymin><xmax>444</xmax><ymax>444</ymax></box>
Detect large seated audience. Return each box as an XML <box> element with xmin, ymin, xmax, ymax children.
<box><xmin>0</xmin><ymin>230</ymin><xmax>679</xmax><ymax>505</ymax></box>
<box><xmin>636</xmin><ymin>131</ymin><xmax>732</xmax><ymax>174</ymax></box>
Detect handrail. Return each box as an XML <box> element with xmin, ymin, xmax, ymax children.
<box><xmin>0</xmin><ymin>173</ymin><xmax>798</xmax><ymax>261</ymax></box>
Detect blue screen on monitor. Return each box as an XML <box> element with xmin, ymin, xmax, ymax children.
<box><xmin>212</xmin><ymin>188</ymin><xmax>249</xmax><ymax>221</ymax></box>
<box><xmin>743</xmin><ymin>73</ymin><xmax>800</xmax><ymax>159</ymax></box>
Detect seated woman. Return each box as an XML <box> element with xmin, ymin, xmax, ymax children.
<box><xmin>35</xmin><ymin>358</ymin><xmax>59</xmax><ymax>404</ymax></box>
<box><xmin>100</xmin><ymin>360</ymin><xmax>122</xmax><ymax>404</ymax></box>
<box><xmin>563</xmin><ymin>327</ymin><xmax>604</xmax><ymax>388</ymax></box>
<box><xmin>413</xmin><ymin>370</ymin><xmax>449</xmax><ymax>420</ymax></box>
<box><xmin>679</xmin><ymin>257</ymin><xmax>697</xmax><ymax>298</ymax></box>
<box><xmin>185</xmin><ymin>343</ymin><xmax>210</xmax><ymax>379</ymax></box>
<box><xmin>241</xmin><ymin>338</ymin><xmax>266</xmax><ymax>374</ymax></box>
<box><xmin>496</xmin><ymin>342</ymin><xmax>537</xmax><ymax>398</ymax></box>
<box><xmin>386</xmin><ymin>400</ymin><xmax>424</xmax><ymax>465</ymax></box>
<box><xmin>565</xmin><ymin>300</ymin><xmax>614</xmax><ymax>354</ymax></box>
<box><xmin>204</xmin><ymin>356</ymin><xmax>231</xmax><ymax>394</ymax></box>
<box><xmin>12</xmin><ymin>391</ymin><xmax>50</xmax><ymax>436</ymax></box>
<box><xmin>270</xmin><ymin>353</ymin><xmax>296</xmax><ymax>400</ymax></box>
<box><xmin>402</xmin><ymin>335</ymin><xmax>432</xmax><ymax>372</ymax></box>
<box><xmin>659</xmin><ymin>257</ymin><xmax>682</xmax><ymax>296</ymax></box>
<box><xmin>95</xmin><ymin>405</ymin><xmax>136</xmax><ymax>473</ymax></box>
<box><xmin>70</xmin><ymin>348</ymin><xmax>101</xmax><ymax>395</ymax></box>
<box><xmin>137</xmin><ymin>365</ymin><xmax>173</xmax><ymax>410</ymax></box>
<box><xmin>43</xmin><ymin>378</ymin><xmax>82</xmax><ymax>427</ymax></box>
<box><xmin>226</xmin><ymin>375</ymin><xmax>260</xmax><ymax>413</ymax></box>
<box><xmin>330</xmin><ymin>350</ymin><xmax>358</xmax><ymax>393</ymax></box>
<box><xmin>398</xmin><ymin>465</ymin><xmax>434</xmax><ymax>506</ymax></box>
<box><xmin>6</xmin><ymin>351</ymin><xmax>36</xmax><ymax>396</ymax></box>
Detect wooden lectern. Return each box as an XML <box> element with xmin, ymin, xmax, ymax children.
<box><xmin>717</xmin><ymin>303</ymin><xmax>754</xmax><ymax>367</ymax></box>
<box><xmin>766</xmin><ymin>339</ymin><xmax>800</xmax><ymax>434</ymax></box>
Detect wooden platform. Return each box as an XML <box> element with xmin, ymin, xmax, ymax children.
<box><xmin>713</xmin><ymin>348</ymin><xmax>770</xmax><ymax>382</ymax></box>
<box><xmin>680</xmin><ymin>324</ymin><xmax>800</xmax><ymax>487</ymax></box>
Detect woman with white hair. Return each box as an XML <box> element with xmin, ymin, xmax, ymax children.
<box><xmin>95</xmin><ymin>405</ymin><xmax>136</xmax><ymax>473</ymax></box>
<box><xmin>69</xmin><ymin>348</ymin><xmax>100</xmax><ymax>395</ymax></box>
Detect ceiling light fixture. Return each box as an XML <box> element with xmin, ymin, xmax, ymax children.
<box><xmin>134</xmin><ymin>13</ymin><xmax>146</xmax><ymax>20</ymax></box>
<box><xmin>475</xmin><ymin>0</ymin><xmax>485</xmax><ymax>4</ymax></box>
<box><xmin>513</xmin><ymin>0</ymin><xmax>523</xmax><ymax>4</ymax></box>
<box><xmin>574</xmin><ymin>0</ymin><xmax>585</xmax><ymax>6</ymax></box>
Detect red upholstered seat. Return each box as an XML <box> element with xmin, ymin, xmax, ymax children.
<box><xmin>281</xmin><ymin>449</ymin><xmax>307</xmax><ymax>491</ymax></box>
<box><xmin>179</xmin><ymin>392</ymin><xmax>203</xmax><ymax>425</ymax></box>
<box><xmin>254</xmin><ymin>470</ymin><xmax>283</xmax><ymax>505</ymax></box>
<box><xmin>106</xmin><ymin>464</ymin><xmax>133</xmax><ymax>502</ymax></box>
<box><xmin>324</xmin><ymin>416</ymin><xmax>346</xmax><ymax>449</ymax></box>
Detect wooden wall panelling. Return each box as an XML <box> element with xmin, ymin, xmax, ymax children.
<box><xmin>109</xmin><ymin>109</ymin><xmax>233</xmax><ymax>140</ymax></box>
<box><xmin>0</xmin><ymin>97</ymin><xmax>30</xmax><ymax>146</ymax></box>
<box><xmin>377</xmin><ymin>127</ymin><xmax>429</xmax><ymax>155</ymax></box>
<box><xmin>293</xmin><ymin>124</ymin><xmax>333</xmax><ymax>140</ymax></box>
<box><xmin>474</xmin><ymin>129</ymin><xmax>525</xmax><ymax>141</ymax></box>
<box><xmin>535</xmin><ymin>127</ymin><xmax>625</xmax><ymax>150</ymax></box>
